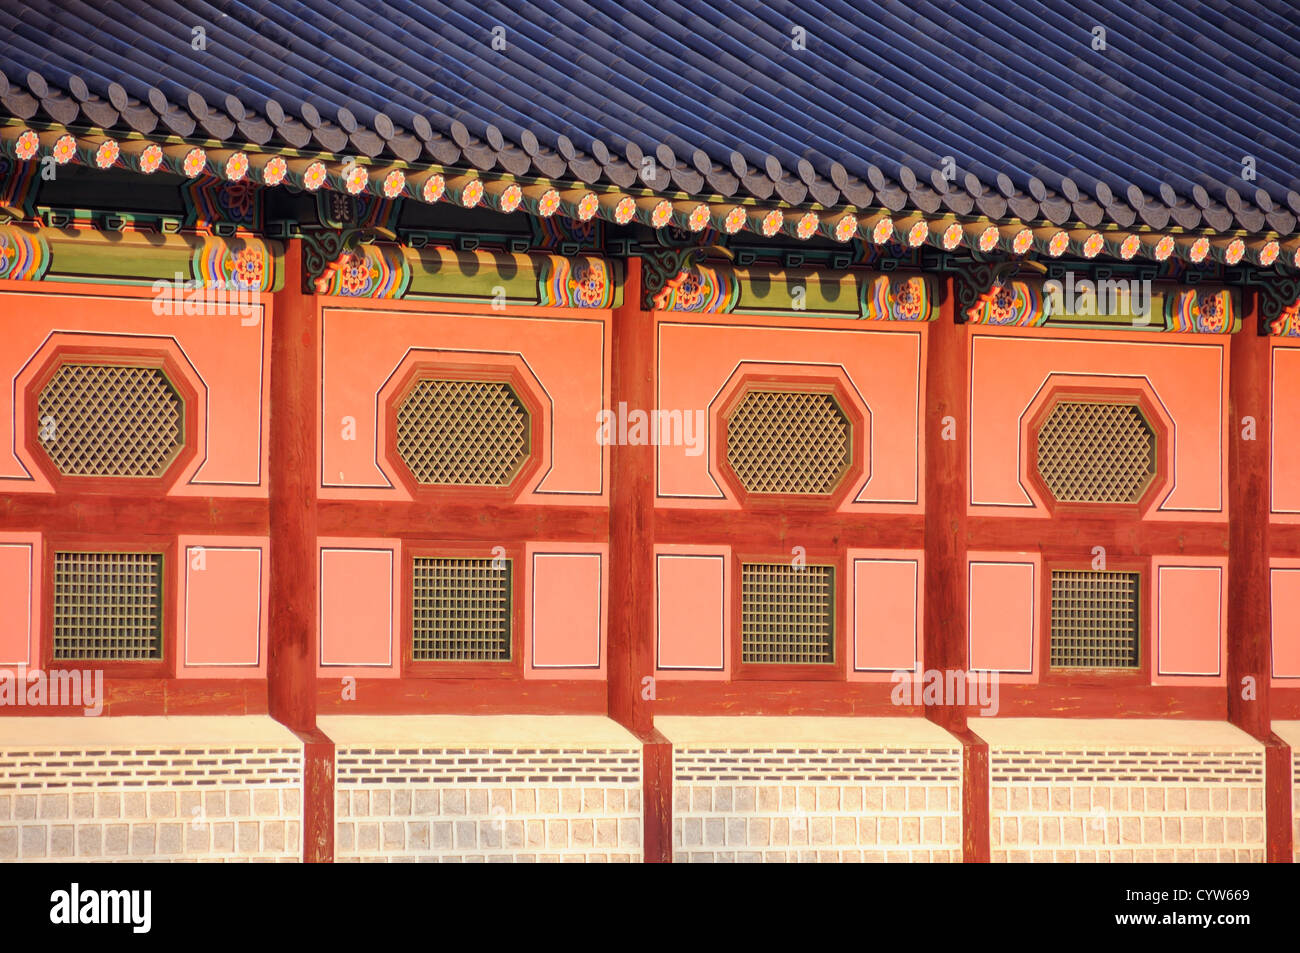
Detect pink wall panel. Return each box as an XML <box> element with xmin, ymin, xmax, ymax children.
<box><xmin>179</xmin><ymin>540</ymin><xmax>266</xmax><ymax>677</ymax></box>
<box><xmin>0</xmin><ymin>535</ymin><xmax>38</xmax><ymax>667</ymax></box>
<box><xmin>848</xmin><ymin>552</ymin><xmax>922</xmax><ymax>680</ymax></box>
<box><xmin>1153</xmin><ymin>561</ymin><xmax>1225</xmax><ymax>684</ymax></box>
<box><xmin>1272</xmin><ymin>345</ymin><xmax>1300</xmax><ymax>518</ymax></box>
<box><xmin>318</xmin><ymin>541</ymin><xmax>398</xmax><ymax>675</ymax></box>
<box><xmin>967</xmin><ymin>556</ymin><xmax>1038</xmax><ymax>681</ymax></box>
<box><xmin>0</xmin><ymin>289</ymin><xmax>269</xmax><ymax>496</ymax></box>
<box><xmin>969</xmin><ymin>330</ymin><xmax>1225</xmax><ymax>520</ymax></box>
<box><xmin>1271</xmin><ymin>564</ymin><xmax>1300</xmax><ymax>682</ymax></box>
<box><xmin>526</xmin><ymin>547</ymin><xmax>606</xmax><ymax>678</ymax></box>
<box><xmin>319</xmin><ymin>305</ymin><xmax>609</xmax><ymax>502</ymax></box>
<box><xmin>655</xmin><ymin>321</ymin><xmax>923</xmax><ymax>512</ymax></box>
<box><xmin>655</xmin><ymin>548</ymin><xmax>728</xmax><ymax>678</ymax></box>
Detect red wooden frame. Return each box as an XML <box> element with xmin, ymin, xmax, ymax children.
<box><xmin>1036</xmin><ymin>554</ymin><xmax>1153</xmax><ymax>688</ymax></box>
<box><xmin>23</xmin><ymin>344</ymin><xmax>202</xmax><ymax>496</ymax></box>
<box><xmin>39</xmin><ymin>534</ymin><xmax>178</xmax><ymax>679</ymax></box>
<box><xmin>1023</xmin><ymin>382</ymin><xmax>1170</xmax><ymax>518</ymax></box>
<box><xmin>401</xmin><ymin>541</ymin><xmax>525</xmax><ymax>679</ymax></box>
<box><xmin>730</xmin><ymin>549</ymin><xmax>846</xmax><ymax>681</ymax></box>
<box><xmin>714</xmin><ymin>372</ymin><xmax>867</xmax><ymax>511</ymax></box>
<box><xmin>381</xmin><ymin>360</ymin><xmax>545</xmax><ymax>503</ymax></box>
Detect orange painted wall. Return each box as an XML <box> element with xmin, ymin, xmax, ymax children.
<box><xmin>655</xmin><ymin>315</ymin><xmax>925</xmax><ymax>513</ymax></box>
<box><xmin>0</xmin><ymin>283</ymin><xmax>270</xmax><ymax>497</ymax></box>
<box><xmin>969</xmin><ymin>328</ymin><xmax>1225</xmax><ymax>521</ymax></box>
<box><xmin>318</xmin><ymin>302</ymin><xmax>610</xmax><ymax>503</ymax></box>
<box><xmin>1271</xmin><ymin>344</ymin><xmax>1300</xmax><ymax>521</ymax></box>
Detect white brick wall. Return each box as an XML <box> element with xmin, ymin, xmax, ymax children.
<box><xmin>989</xmin><ymin>748</ymin><xmax>1265</xmax><ymax>862</ymax></box>
<box><xmin>0</xmin><ymin>745</ymin><xmax>303</xmax><ymax>862</ymax></box>
<box><xmin>334</xmin><ymin>746</ymin><xmax>642</xmax><ymax>862</ymax></box>
<box><xmin>672</xmin><ymin>747</ymin><xmax>963</xmax><ymax>862</ymax></box>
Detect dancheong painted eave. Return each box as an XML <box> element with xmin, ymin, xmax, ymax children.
<box><xmin>0</xmin><ymin>0</ymin><xmax>1297</xmax><ymax>266</ymax></box>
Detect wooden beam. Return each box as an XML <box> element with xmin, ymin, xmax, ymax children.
<box><xmin>1227</xmin><ymin>291</ymin><xmax>1271</xmax><ymax>740</ymax></box>
<box><xmin>269</xmin><ymin>239</ymin><xmax>329</xmax><ymax>861</ymax></box>
<box><xmin>923</xmin><ymin>276</ymin><xmax>969</xmax><ymax>733</ymax></box>
<box><xmin>606</xmin><ymin>256</ymin><xmax>667</xmax><ymax>861</ymax></box>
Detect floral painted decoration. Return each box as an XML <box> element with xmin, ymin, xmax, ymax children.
<box><xmin>52</xmin><ymin>134</ymin><xmax>77</xmax><ymax>165</ymax></box>
<box><xmin>577</xmin><ymin>192</ymin><xmax>599</xmax><ymax>221</ymax></box>
<box><xmin>614</xmin><ymin>196</ymin><xmax>636</xmax><ymax>224</ymax></box>
<box><xmin>941</xmin><ymin>222</ymin><xmax>963</xmax><ymax>250</ymax></box>
<box><xmin>1258</xmin><ymin>241</ymin><xmax>1279</xmax><ymax>266</ymax></box>
<box><xmin>303</xmin><ymin>161</ymin><xmax>328</xmax><ymax>191</ymax></box>
<box><xmin>14</xmin><ymin>130</ymin><xmax>39</xmax><ymax>161</ymax></box>
<box><xmin>906</xmin><ymin>220</ymin><xmax>928</xmax><ymax>247</ymax></box>
<box><xmin>688</xmin><ymin>203</ymin><xmax>710</xmax><ymax>231</ymax></box>
<box><xmin>537</xmin><ymin>189</ymin><xmax>560</xmax><ymax>217</ymax></box>
<box><xmin>1047</xmin><ymin>231</ymin><xmax>1069</xmax><ymax>256</ymax></box>
<box><xmin>1119</xmin><ymin>234</ymin><xmax>1140</xmax><ymax>259</ymax></box>
<box><xmin>978</xmin><ymin>226</ymin><xmax>999</xmax><ymax>252</ymax></box>
<box><xmin>501</xmin><ymin>183</ymin><xmax>523</xmax><ymax>213</ymax></box>
<box><xmin>651</xmin><ymin>200</ymin><xmax>672</xmax><ymax>228</ymax></box>
<box><xmin>760</xmin><ymin>209</ymin><xmax>782</xmax><ymax>237</ymax></box>
<box><xmin>1225</xmin><ymin>238</ymin><xmax>1244</xmax><ymax>265</ymax></box>
<box><xmin>834</xmin><ymin>213</ymin><xmax>858</xmax><ymax>243</ymax></box>
<box><xmin>344</xmin><ymin>164</ymin><xmax>369</xmax><ymax>195</ymax></box>
<box><xmin>1011</xmin><ymin>229</ymin><xmax>1033</xmax><ymax>254</ymax></box>
<box><xmin>796</xmin><ymin>212</ymin><xmax>819</xmax><ymax>240</ymax></box>
<box><xmin>870</xmin><ymin>216</ymin><xmax>893</xmax><ymax>244</ymax></box>
<box><xmin>422</xmin><ymin>173</ymin><xmax>445</xmax><ymax>203</ymax></box>
<box><xmin>460</xmin><ymin>178</ymin><xmax>484</xmax><ymax>208</ymax></box>
<box><xmin>139</xmin><ymin>143</ymin><xmax>164</xmax><ymax>174</ymax></box>
<box><xmin>263</xmin><ymin>155</ymin><xmax>288</xmax><ymax>186</ymax></box>
<box><xmin>1081</xmin><ymin>233</ymin><xmax>1104</xmax><ymax>258</ymax></box>
<box><xmin>381</xmin><ymin>169</ymin><xmax>405</xmax><ymax>199</ymax></box>
<box><xmin>224</xmin><ymin>152</ymin><xmax>249</xmax><ymax>182</ymax></box>
<box><xmin>94</xmin><ymin>139</ymin><xmax>120</xmax><ymax>170</ymax></box>
<box><xmin>1154</xmin><ymin>235</ymin><xmax>1175</xmax><ymax>260</ymax></box>
<box><xmin>182</xmin><ymin>147</ymin><xmax>206</xmax><ymax>178</ymax></box>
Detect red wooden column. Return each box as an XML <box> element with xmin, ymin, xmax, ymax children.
<box><xmin>924</xmin><ymin>277</ymin><xmax>987</xmax><ymax>861</ymax></box>
<box><xmin>606</xmin><ymin>256</ymin><xmax>670</xmax><ymax>861</ymax></box>
<box><xmin>1228</xmin><ymin>291</ymin><xmax>1291</xmax><ymax>862</ymax></box>
<box><xmin>269</xmin><ymin>238</ymin><xmax>331</xmax><ymax>862</ymax></box>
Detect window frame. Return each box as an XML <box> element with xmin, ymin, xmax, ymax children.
<box><xmin>41</xmin><ymin>535</ymin><xmax>176</xmax><ymax>678</ymax></box>
<box><xmin>24</xmin><ymin>346</ymin><xmax>200</xmax><ymax>495</ymax></box>
<box><xmin>1039</xmin><ymin>556</ymin><xmax>1151</xmax><ymax>685</ymax></box>
<box><xmin>716</xmin><ymin>373</ymin><xmax>866</xmax><ymax>511</ymax></box>
<box><xmin>731</xmin><ymin>550</ymin><xmax>845</xmax><ymax>681</ymax></box>
<box><xmin>1025</xmin><ymin>385</ymin><xmax>1168</xmax><ymax>516</ymax></box>
<box><xmin>382</xmin><ymin>361</ymin><xmax>543</xmax><ymax>503</ymax></box>
<box><xmin>402</xmin><ymin>541</ymin><xmax>524</xmax><ymax>679</ymax></box>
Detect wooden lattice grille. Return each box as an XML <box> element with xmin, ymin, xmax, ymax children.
<box><xmin>1036</xmin><ymin>400</ymin><xmax>1155</xmax><ymax>504</ymax></box>
<box><xmin>741</xmin><ymin>562</ymin><xmax>835</xmax><ymax>664</ymax></box>
<box><xmin>396</xmin><ymin>379</ymin><xmax>529</xmax><ymax>486</ymax></box>
<box><xmin>52</xmin><ymin>552</ymin><xmax>164</xmax><ymax>660</ymax></box>
<box><xmin>727</xmin><ymin>390</ymin><xmax>850</xmax><ymax>495</ymax></box>
<box><xmin>37</xmin><ymin>364</ymin><xmax>183</xmax><ymax>478</ymax></box>
<box><xmin>411</xmin><ymin>557</ymin><xmax>512</xmax><ymax>661</ymax></box>
<box><xmin>1050</xmin><ymin>570</ymin><xmax>1140</xmax><ymax>669</ymax></box>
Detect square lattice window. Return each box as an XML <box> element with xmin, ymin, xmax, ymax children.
<box><xmin>53</xmin><ymin>551</ymin><xmax>164</xmax><ymax>660</ymax></box>
<box><xmin>1050</xmin><ymin>570</ymin><xmax>1140</xmax><ymax>669</ymax></box>
<box><xmin>741</xmin><ymin>562</ymin><xmax>835</xmax><ymax>664</ymax></box>
<box><xmin>411</xmin><ymin>557</ymin><xmax>512</xmax><ymax>661</ymax></box>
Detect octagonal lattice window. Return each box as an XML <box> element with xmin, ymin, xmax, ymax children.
<box><xmin>726</xmin><ymin>390</ymin><xmax>851</xmax><ymax>495</ymax></box>
<box><xmin>1036</xmin><ymin>400</ymin><xmax>1155</xmax><ymax>504</ymax></box>
<box><xmin>38</xmin><ymin>364</ymin><xmax>184</xmax><ymax>478</ymax></box>
<box><xmin>396</xmin><ymin>379</ymin><xmax>530</xmax><ymax>487</ymax></box>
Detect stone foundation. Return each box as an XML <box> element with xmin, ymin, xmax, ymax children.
<box><xmin>980</xmin><ymin>719</ymin><xmax>1265</xmax><ymax>863</ymax></box>
<box><xmin>660</xmin><ymin>717</ymin><xmax>963</xmax><ymax>862</ymax></box>
<box><xmin>0</xmin><ymin>716</ymin><xmax>303</xmax><ymax>862</ymax></box>
<box><xmin>323</xmin><ymin>716</ymin><xmax>642</xmax><ymax>862</ymax></box>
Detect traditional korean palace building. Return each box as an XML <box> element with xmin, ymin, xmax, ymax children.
<box><xmin>0</xmin><ymin>0</ymin><xmax>1297</xmax><ymax>864</ymax></box>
